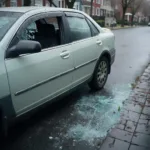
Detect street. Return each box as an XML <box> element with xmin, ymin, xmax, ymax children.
<box><xmin>1</xmin><ymin>27</ymin><xmax>150</xmax><ymax>150</ymax></box>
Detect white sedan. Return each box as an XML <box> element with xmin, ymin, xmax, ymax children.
<box><xmin>0</xmin><ymin>7</ymin><xmax>115</xmax><ymax>135</ymax></box>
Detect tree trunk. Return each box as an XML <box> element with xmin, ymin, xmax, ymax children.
<box><xmin>24</xmin><ymin>0</ymin><xmax>31</xmax><ymax>6</ymax></box>
<box><xmin>121</xmin><ymin>9</ymin><xmax>126</xmax><ymax>27</ymax></box>
<box><xmin>131</xmin><ymin>14</ymin><xmax>134</xmax><ymax>26</ymax></box>
<box><xmin>48</xmin><ymin>0</ymin><xmax>57</xmax><ymax>7</ymax></box>
<box><xmin>67</xmin><ymin>2</ymin><xmax>74</xmax><ymax>8</ymax></box>
<box><xmin>65</xmin><ymin>0</ymin><xmax>76</xmax><ymax>8</ymax></box>
<box><xmin>90</xmin><ymin>0</ymin><xmax>94</xmax><ymax>17</ymax></box>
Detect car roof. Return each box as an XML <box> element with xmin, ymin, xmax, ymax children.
<box><xmin>0</xmin><ymin>7</ymin><xmax>83</xmax><ymax>14</ymax></box>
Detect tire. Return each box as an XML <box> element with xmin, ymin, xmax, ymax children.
<box><xmin>0</xmin><ymin>112</ymin><xmax>6</xmax><ymax>140</ymax></box>
<box><xmin>89</xmin><ymin>56</ymin><xmax>109</xmax><ymax>90</ymax></box>
<box><xmin>0</xmin><ymin>113</ymin><xmax>3</xmax><ymax>139</ymax></box>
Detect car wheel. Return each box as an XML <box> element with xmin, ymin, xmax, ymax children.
<box><xmin>0</xmin><ymin>113</ymin><xmax>6</xmax><ymax>140</ymax></box>
<box><xmin>0</xmin><ymin>114</ymin><xmax>3</xmax><ymax>139</ymax></box>
<box><xmin>89</xmin><ymin>56</ymin><xmax>109</xmax><ymax>90</ymax></box>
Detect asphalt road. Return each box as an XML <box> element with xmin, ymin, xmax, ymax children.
<box><xmin>1</xmin><ymin>27</ymin><xmax>150</xmax><ymax>150</ymax></box>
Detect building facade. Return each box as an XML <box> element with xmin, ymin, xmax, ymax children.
<box><xmin>100</xmin><ymin>0</ymin><xmax>115</xmax><ymax>26</ymax></box>
<box><xmin>2</xmin><ymin>0</ymin><xmax>101</xmax><ymax>16</ymax></box>
<box><xmin>82</xmin><ymin>0</ymin><xmax>101</xmax><ymax>16</ymax></box>
<box><xmin>2</xmin><ymin>0</ymin><xmax>23</xmax><ymax>7</ymax></box>
<box><xmin>2</xmin><ymin>0</ymin><xmax>63</xmax><ymax>7</ymax></box>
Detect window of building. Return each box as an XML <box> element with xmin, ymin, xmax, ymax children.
<box><xmin>66</xmin><ymin>17</ymin><xmax>92</xmax><ymax>42</ymax></box>
<box><xmin>100</xmin><ymin>9</ymin><xmax>104</xmax><ymax>16</ymax></box>
<box><xmin>96</xmin><ymin>0</ymin><xmax>100</xmax><ymax>4</ymax></box>
<box><xmin>11</xmin><ymin>0</ymin><xmax>17</xmax><ymax>6</ymax></box>
<box><xmin>97</xmin><ymin>8</ymin><xmax>100</xmax><ymax>16</ymax></box>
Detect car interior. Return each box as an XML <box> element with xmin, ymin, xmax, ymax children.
<box><xmin>26</xmin><ymin>18</ymin><xmax>61</xmax><ymax>49</ymax></box>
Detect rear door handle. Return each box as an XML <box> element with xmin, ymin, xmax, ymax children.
<box><xmin>60</xmin><ymin>50</ymin><xmax>70</xmax><ymax>59</ymax></box>
<box><xmin>96</xmin><ymin>40</ymin><xmax>102</xmax><ymax>45</ymax></box>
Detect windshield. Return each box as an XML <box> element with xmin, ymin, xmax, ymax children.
<box><xmin>0</xmin><ymin>11</ymin><xmax>22</xmax><ymax>41</ymax></box>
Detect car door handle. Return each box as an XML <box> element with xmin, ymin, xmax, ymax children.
<box><xmin>96</xmin><ymin>40</ymin><xmax>102</xmax><ymax>45</ymax></box>
<box><xmin>60</xmin><ymin>50</ymin><xmax>70</xmax><ymax>59</ymax></box>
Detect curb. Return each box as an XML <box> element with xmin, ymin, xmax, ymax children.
<box><xmin>100</xmin><ymin>63</ymin><xmax>150</xmax><ymax>150</ymax></box>
<box><xmin>108</xmin><ymin>26</ymin><xmax>136</xmax><ymax>30</ymax></box>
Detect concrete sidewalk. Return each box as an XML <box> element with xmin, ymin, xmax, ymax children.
<box><xmin>100</xmin><ymin>64</ymin><xmax>150</xmax><ymax>150</ymax></box>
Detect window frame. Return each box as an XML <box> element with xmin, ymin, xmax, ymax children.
<box><xmin>86</xmin><ymin>18</ymin><xmax>100</xmax><ymax>37</ymax></box>
<box><xmin>8</xmin><ymin>12</ymin><xmax>67</xmax><ymax>52</ymax></box>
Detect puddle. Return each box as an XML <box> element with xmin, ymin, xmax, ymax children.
<box><xmin>66</xmin><ymin>84</ymin><xmax>131</xmax><ymax>144</ymax></box>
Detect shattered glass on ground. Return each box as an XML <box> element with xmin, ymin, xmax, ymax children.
<box><xmin>67</xmin><ymin>84</ymin><xmax>131</xmax><ymax>144</ymax></box>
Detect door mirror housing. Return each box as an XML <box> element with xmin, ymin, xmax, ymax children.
<box><xmin>6</xmin><ymin>40</ymin><xmax>42</xmax><ymax>58</ymax></box>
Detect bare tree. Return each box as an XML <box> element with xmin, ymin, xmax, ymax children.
<box><xmin>141</xmin><ymin>0</ymin><xmax>150</xmax><ymax>17</ymax></box>
<box><xmin>120</xmin><ymin>0</ymin><xmax>134</xmax><ymax>27</ymax></box>
<box><xmin>48</xmin><ymin>0</ymin><xmax>76</xmax><ymax>8</ymax></box>
<box><xmin>130</xmin><ymin>0</ymin><xmax>143</xmax><ymax>26</ymax></box>
<box><xmin>111</xmin><ymin>0</ymin><xmax>119</xmax><ymax>19</ymax></box>
<box><xmin>90</xmin><ymin>0</ymin><xmax>94</xmax><ymax>17</ymax></box>
<box><xmin>65</xmin><ymin>0</ymin><xmax>76</xmax><ymax>8</ymax></box>
<box><xmin>47</xmin><ymin>0</ymin><xmax>57</xmax><ymax>7</ymax></box>
<box><xmin>111</xmin><ymin>0</ymin><xmax>135</xmax><ymax>26</ymax></box>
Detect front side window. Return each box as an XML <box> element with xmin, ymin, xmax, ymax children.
<box><xmin>0</xmin><ymin>11</ymin><xmax>22</xmax><ymax>41</ymax></box>
<box><xmin>12</xmin><ymin>16</ymin><xmax>62</xmax><ymax>49</ymax></box>
<box><xmin>67</xmin><ymin>16</ymin><xmax>91</xmax><ymax>42</ymax></box>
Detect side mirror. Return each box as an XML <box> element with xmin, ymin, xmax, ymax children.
<box><xmin>6</xmin><ymin>40</ymin><xmax>42</xmax><ymax>58</ymax></box>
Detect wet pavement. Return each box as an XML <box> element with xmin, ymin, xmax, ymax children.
<box><xmin>100</xmin><ymin>64</ymin><xmax>150</xmax><ymax>150</ymax></box>
<box><xmin>1</xmin><ymin>27</ymin><xmax>150</xmax><ymax>150</ymax></box>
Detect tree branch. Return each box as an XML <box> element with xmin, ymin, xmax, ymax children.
<box><xmin>47</xmin><ymin>0</ymin><xmax>57</xmax><ymax>7</ymax></box>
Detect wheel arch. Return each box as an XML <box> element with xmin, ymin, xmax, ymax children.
<box><xmin>89</xmin><ymin>50</ymin><xmax>111</xmax><ymax>83</ymax></box>
<box><xmin>97</xmin><ymin>50</ymin><xmax>111</xmax><ymax>74</ymax></box>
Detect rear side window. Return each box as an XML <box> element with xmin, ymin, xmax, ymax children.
<box><xmin>86</xmin><ymin>19</ymin><xmax>99</xmax><ymax>36</ymax></box>
<box><xmin>45</xmin><ymin>17</ymin><xmax>59</xmax><ymax>30</ymax></box>
<box><xmin>66</xmin><ymin>17</ymin><xmax>92</xmax><ymax>42</ymax></box>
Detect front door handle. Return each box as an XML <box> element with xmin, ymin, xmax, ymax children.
<box><xmin>60</xmin><ymin>50</ymin><xmax>70</xmax><ymax>59</ymax></box>
<box><xmin>96</xmin><ymin>40</ymin><xmax>102</xmax><ymax>45</ymax></box>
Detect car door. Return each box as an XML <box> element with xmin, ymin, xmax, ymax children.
<box><xmin>5</xmin><ymin>12</ymin><xmax>74</xmax><ymax>116</ymax></box>
<box><xmin>65</xmin><ymin>12</ymin><xmax>102</xmax><ymax>87</ymax></box>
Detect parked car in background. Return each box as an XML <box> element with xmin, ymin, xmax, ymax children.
<box><xmin>0</xmin><ymin>7</ymin><xmax>115</xmax><ymax>136</ymax></box>
<box><xmin>148</xmin><ymin>22</ymin><xmax>150</xmax><ymax>26</ymax></box>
